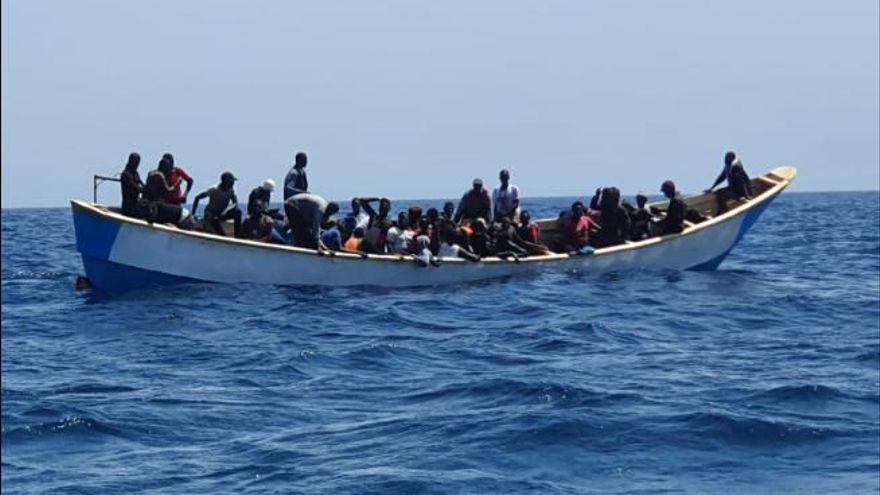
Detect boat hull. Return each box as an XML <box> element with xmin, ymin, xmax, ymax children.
<box><xmin>71</xmin><ymin>167</ymin><xmax>795</xmax><ymax>291</ymax></box>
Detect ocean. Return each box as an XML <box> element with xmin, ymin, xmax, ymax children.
<box><xmin>2</xmin><ymin>192</ymin><xmax>879</xmax><ymax>494</ymax></box>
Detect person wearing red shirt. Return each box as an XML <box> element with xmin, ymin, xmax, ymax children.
<box><xmin>161</xmin><ymin>153</ymin><xmax>194</xmax><ymax>204</ymax></box>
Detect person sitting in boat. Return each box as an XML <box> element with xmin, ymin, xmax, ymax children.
<box><xmin>386</xmin><ymin>212</ymin><xmax>415</xmax><ymax>255</ymax></box>
<box><xmin>360</xmin><ymin>197</ymin><xmax>392</xmax><ymax>253</ymax></box>
<box><xmin>515</xmin><ymin>210</ymin><xmax>551</xmax><ymax>255</ymax></box>
<box><xmin>345</xmin><ymin>226</ymin><xmax>365</xmax><ymax>252</ymax></box>
<box><xmin>437</xmin><ymin>223</ymin><xmax>480</xmax><ymax>262</ymax></box>
<box><xmin>454</xmin><ymin>178</ymin><xmax>493</xmax><ymax>225</ymax></box>
<box><xmin>120</xmin><ymin>152</ymin><xmax>144</xmax><ymax>218</ymax></box>
<box><xmin>421</xmin><ymin>207</ymin><xmax>441</xmax><ymax>254</ymax></box>
<box><xmin>628</xmin><ymin>193</ymin><xmax>653</xmax><ymax>240</ymax></box>
<box><xmin>192</xmin><ymin>171</ymin><xmax>243</xmax><ymax>238</ymax></box>
<box><xmin>160</xmin><ymin>153</ymin><xmax>194</xmax><ymax>205</ymax></box>
<box><xmin>345</xmin><ymin>197</ymin><xmax>370</xmax><ymax>231</ymax></box>
<box><xmin>553</xmin><ymin>201</ymin><xmax>599</xmax><ymax>252</ymax></box>
<box><xmin>657</xmin><ymin>180</ymin><xmax>686</xmax><ymax>235</ymax></box>
<box><xmin>705</xmin><ymin>151</ymin><xmax>753</xmax><ymax>213</ymax></box>
<box><xmin>283</xmin><ymin>152</ymin><xmax>309</xmax><ymax>201</ymax></box>
<box><xmin>491</xmin><ymin>218</ymin><xmax>530</xmax><ymax>259</ymax></box>
<box><xmin>594</xmin><ymin>186</ymin><xmax>631</xmax><ymax>248</ymax></box>
<box><xmin>241</xmin><ymin>199</ymin><xmax>282</xmax><ymax>243</ymax></box>
<box><xmin>284</xmin><ymin>192</ymin><xmax>339</xmax><ymax>251</ymax></box>
<box><xmin>492</xmin><ymin>169</ymin><xmax>520</xmax><ymax>222</ymax></box>
<box><xmin>142</xmin><ymin>158</ymin><xmax>196</xmax><ymax>229</ymax></box>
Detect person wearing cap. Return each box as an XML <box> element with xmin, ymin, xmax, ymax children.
<box><xmin>283</xmin><ymin>152</ymin><xmax>309</xmax><ymax>200</ymax></box>
<box><xmin>160</xmin><ymin>153</ymin><xmax>194</xmax><ymax>205</ymax></box>
<box><xmin>192</xmin><ymin>171</ymin><xmax>242</xmax><ymax>237</ymax></box>
<box><xmin>492</xmin><ymin>169</ymin><xmax>520</xmax><ymax>221</ymax></box>
<box><xmin>658</xmin><ymin>180</ymin><xmax>685</xmax><ymax>235</ymax></box>
<box><xmin>454</xmin><ymin>178</ymin><xmax>493</xmax><ymax>225</ymax></box>
<box><xmin>705</xmin><ymin>151</ymin><xmax>753</xmax><ymax>213</ymax></box>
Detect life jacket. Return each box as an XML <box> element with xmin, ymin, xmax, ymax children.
<box><xmin>345</xmin><ymin>236</ymin><xmax>361</xmax><ymax>251</ymax></box>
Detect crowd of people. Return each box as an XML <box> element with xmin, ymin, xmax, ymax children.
<box><xmin>118</xmin><ymin>150</ymin><xmax>753</xmax><ymax>264</ymax></box>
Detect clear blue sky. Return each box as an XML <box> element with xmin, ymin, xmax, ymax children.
<box><xmin>2</xmin><ymin>0</ymin><xmax>878</xmax><ymax>208</ymax></box>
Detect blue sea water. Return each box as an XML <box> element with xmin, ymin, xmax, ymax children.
<box><xmin>2</xmin><ymin>192</ymin><xmax>879</xmax><ymax>494</ymax></box>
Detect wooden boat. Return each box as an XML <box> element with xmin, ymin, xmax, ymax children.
<box><xmin>71</xmin><ymin>166</ymin><xmax>796</xmax><ymax>291</ymax></box>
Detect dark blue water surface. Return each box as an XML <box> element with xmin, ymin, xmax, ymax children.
<box><xmin>2</xmin><ymin>192</ymin><xmax>879</xmax><ymax>494</ymax></box>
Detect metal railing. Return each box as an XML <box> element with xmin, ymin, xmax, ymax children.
<box><xmin>93</xmin><ymin>174</ymin><xmax>120</xmax><ymax>203</ymax></box>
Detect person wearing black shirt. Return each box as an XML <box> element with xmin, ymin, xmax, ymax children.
<box><xmin>706</xmin><ymin>151</ymin><xmax>754</xmax><ymax>214</ymax></box>
<box><xmin>659</xmin><ymin>180</ymin><xmax>685</xmax><ymax>235</ymax></box>
<box><xmin>119</xmin><ymin>152</ymin><xmax>144</xmax><ymax>218</ymax></box>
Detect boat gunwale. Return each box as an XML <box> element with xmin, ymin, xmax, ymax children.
<box><xmin>70</xmin><ymin>166</ymin><xmax>795</xmax><ymax>264</ymax></box>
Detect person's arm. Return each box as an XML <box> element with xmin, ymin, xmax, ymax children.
<box><xmin>457</xmin><ymin>245</ymin><xmax>481</xmax><ymax>262</ymax></box>
<box><xmin>483</xmin><ymin>191</ymin><xmax>493</xmax><ymax>223</ymax></box>
<box><xmin>191</xmin><ymin>189</ymin><xmax>209</xmax><ymax>216</ymax></box>
<box><xmin>510</xmin><ymin>187</ymin><xmax>520</xmax><ymax>217</ymax></box>
<box><xmin>179</xmin><ymin>168</ymin><xmax>194</xmax><ymax>199</ymax></box>
<box><xmin>707</xmin><ymin>164</ymin><xmax>728</xmax><ymax>192</ymax></box>
<box><xmin>453</xmin><ymin>194</ymin><xmax>465</xmax><ymax>224</ymax></box>
<box><xmin>589</xmin><ymin>188</ymin><xmax>601</xmax><ymax>210</ymax></box>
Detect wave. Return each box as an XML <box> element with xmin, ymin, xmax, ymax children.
<box><xmin>745</xmin><ymin>384</ymin><xmax>847</xmax><ymax>403</ymax></box>
<box><xmin>2</xmin><ymin>270</ymin><xmax>73</xmax><ymax>281</ymax></box>
<box><xmin>2</xmin><ymin>416</ymin><xmax>130</xmax><ymax>444</ymax></box>
<box><xmin>666</xmin><ymin>411</ymin><xmax>847</xmax><ymax>445</ymax></box>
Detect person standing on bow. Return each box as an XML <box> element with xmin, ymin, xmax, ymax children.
<box><xmin>283</xmin><ymin>152</ymin><xmax>309</xmax><ymax>200</ymax></box>
<box><xmin>160</xmin><ymin>153</ymin><xmax>194</xmax><ymax>205</ymax></box>
<box><xmin>120</xmin><ymin>152</ymin><xmax>144</xmax><ymax>218</ymax></box>
<box><xmin>492</xmin><ymin>169</ymin><xmax>520</xmax><ymax>222</ymax></box>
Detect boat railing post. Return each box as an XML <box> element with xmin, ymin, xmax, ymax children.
<box><xmin>93</xmin><ymin>174</ymin><xmax>121</xmax><ymax>204</ymax></box>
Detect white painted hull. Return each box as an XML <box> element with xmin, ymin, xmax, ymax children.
<box><xmin>71</xmin><ymin>167</ymin><xmax>796</xmax><ymax>291</ymax></box>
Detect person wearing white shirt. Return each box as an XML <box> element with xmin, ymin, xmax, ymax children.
<box><xmin>492</xmin><ymin>169</ymin><xmax>520</xmax><ymax>221</ymax></box>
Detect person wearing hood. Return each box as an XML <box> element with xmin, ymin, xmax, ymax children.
<box><xmin>706</xmin><ymin>151</ymin><xmax>754</xmax><ymax>213</ymax></box>
<box><xmin>595</xmin><ymin>186</ymin><xmax>631</xmax><ymax>247</ymax></box>
<box><xmin>192</xmin><ymin>171</ymin><xmax>242</xmax><ymax>237</ymax></box>
<box><xmin>120</xmin><ymin>152</ymin><xmax>144</xmax><ymax>218</ymax></box>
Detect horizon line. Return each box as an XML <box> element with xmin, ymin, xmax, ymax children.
<box><xmin>2</xmin><ymin>189</ymin><xmax>878</xmax><ymax>211</ymax></box>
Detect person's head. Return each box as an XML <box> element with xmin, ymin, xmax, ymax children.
<box><xmin>636</xmin><ymin>193</ymin><xmax>648</xmax><ymax>209</ymax></box>
<box><xmin>261</xmin><ymin>179</ymin><xmax>275</xmax><ymax>192</ymax></box>
<box><xmin>407</xmin><ymin>206</ymin><xmax>422</xmax><ymax>226</ymax></box>
<box><xmin>341</xmin><ymin>216</ymin><xmax>356</xmax><ymax>236</ymax></box>
<box><xmin>474</xmin><ymin>218</ymin><xmax>488</xmax><ymax>233</ymax></box>
<box><xmin>125</xmin><ymin>152</ymin><xmax>140</xmax><ymax>170</ymax></box>
<box><xmin>724</xmin><ymin>151</ymin><xmax>736</xmax><ymax>166</ymax></box>
<box><xmin>248</xmin><ymin>199</ymin><xmax>266</xmax><ymax>217</ymax></box>
<box><xmin>353</xmin><ymin>226</ymin><xmax>365</xmax><ymax>239</ymax></box>
<box><xmin>158</xmin><ymin>158</ymin><xmax>173</xmax><ymax>176</ymax></box>
<box><xmin>295</xmin><ymin>152</ymin><xmax>308</xmax><ymax>168</ymax></box>
<box><xmin>162</xmin><ymin>153</ymin><xmax>174</xmax><ymax>167</ymax></box>
<box><xmin>397</xmin><ymin>212</ymin><xmax>409</xmax><ymax>229</ymax></box>
<box><xmin>600</xmin><ymin>186</ymin><xmax>621</xmax><ymax>210</ymax></box>
<box><xmin>472</xmin><ymin>178</ymin><xmax>483</xmax><ymax>192</ymax></box>
<box><xmin>661</xmin><ymin>180</ymin><xmax>676</xmax><ymax>198</ymax></box>
<box><xmin>426</xmin><ymin>207</ymin><xmax>439</xmax><ymax>222</ymax></box>
<box><xmin>379</xmin><ymin>197</ymin><xmax>391</xmax><ymax>216</ymax></box>
<box><xmin>443</xmin><ymin>201</ymin><xmax>455</xmax><ymax>217</ymax></box>
<box><xmin>571</xmin><ymin>201</ymin><xmax>585</xmax><ymax>217</ymax></box>
<box><xmin>220</xmin><ymin>171</ymin><xmax>237</xmax><ymax>189</ymax></box>
<box><xmin>520</xmin><ymin>210</ymin><xmax>531</xmax><ymax>225</ymax></box>
<box><xmin>499</xmin><ymin>169</ymin><xmax>510</xmax><ymax>187</ymax></box>
<box><xmin>350</xmin><ymin>198</ymin><xmax>360</xmax><ymax>214</ymax></box>
<box><xmin>324</xmin><ymin>202</ymin><xmax>340</xmax><ymax>221</ymax></box>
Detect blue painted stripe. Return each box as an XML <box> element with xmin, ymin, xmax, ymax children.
<box><xmin>72</xmin><ymin>208</ymin><xmax>122</xmax><ymax>261</ymax></box>
<box><xmin>81</xmin><ymin>255</ymin><xmax>204</xmax><ymax>291</ymax></box>
<box><xmin>686</xmin><ymin>191</ymin><xmax>778</xmax><ymax>271</ymax></box>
